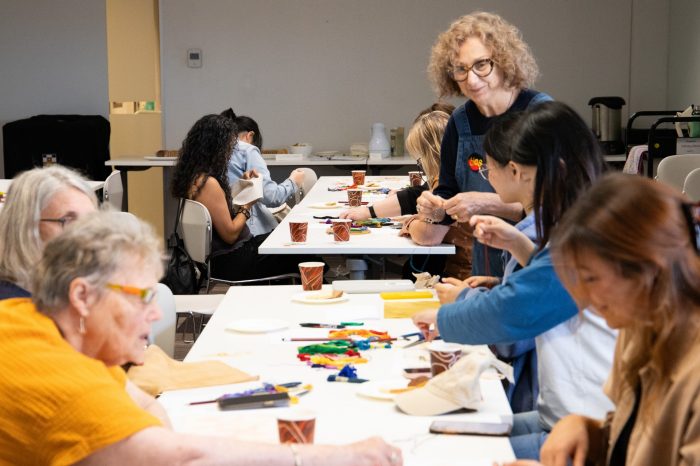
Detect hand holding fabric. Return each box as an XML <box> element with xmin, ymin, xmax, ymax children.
<box><xmin>412</xmin><ymin>309</ymin><xmax>440</xmax><ymax>341</ymax></box>
<box><xmin>470</xmin><ymin>215</ymin><xmax>535</xmax><ymax>266</ymax></box>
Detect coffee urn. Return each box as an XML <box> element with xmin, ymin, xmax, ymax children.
<box><xmin>588</xmin><ymin>96</ymin><xmax>626</xmax><ymax>154</ymax></box>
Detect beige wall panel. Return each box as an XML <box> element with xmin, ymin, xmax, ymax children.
<box><xmin>106</xmin><ymin>0</ymin><xmax>158</xmax><ymax>102</ymax></box>
<box><xmin>110</xmin><ymin>113</ymin><xmax>164</xmax><ymax>239</ymax></box>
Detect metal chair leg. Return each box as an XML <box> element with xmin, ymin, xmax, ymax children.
<box><xmin>177</xmin><ymin>311</ymin><xmax>196</xmax><ymax>344</ymax></box>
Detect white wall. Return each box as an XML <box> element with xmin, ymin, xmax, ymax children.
<box><xmin>630</xmin><ymin>0</ymin><xmax>670</xmax><ymax>112</ymax></box>
<box><xmin>0</xmin><ymin>0</ymin><xmax>680</xmax><ymax>169</ymax></box>
<box><xmin>667</xmin><ymin>0</ymin><xmax>700</xmax><ymax>108</ymax></box>
<box><xmin>0</xmin><ymin>0</ymin><xmax>109</xmax><ymax>176</ymax></box>
<box><xmin>160</xmin><ymin>0</ymin><xmax>669</xmax><ymax>152</ymax></box>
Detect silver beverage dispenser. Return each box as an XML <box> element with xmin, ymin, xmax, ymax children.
<box><xmin>588</xmin><ymin>96</ymin><xmax>626</xmax><ymax>155</ymax></box>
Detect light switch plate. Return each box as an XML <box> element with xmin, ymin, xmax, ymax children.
<box><xmin>187</xmin><ymin>48</ymin><xmax>202</xmax><ymax>68</ymax></box>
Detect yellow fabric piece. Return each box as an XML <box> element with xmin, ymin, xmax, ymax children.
<box><xmin>384</xmin><ymin>299</ymin><xmax>440</xmax><ymax>319</ymax></box>
<box><xmin>380</xmin><ymin>291</ymin><xmax>434</xmax><ymax>300</ymax></box>
<box><xmin>309</xmin><ymin>355</ymin><xmax>368</xmax><ymax>367</ymax></box>
<box><xmin>127</xmin><ymin>345</ymin><xmax>258</xmax><ymax>396</ymax></box>
<box><xmin>0</xmin><ymin>299</ymin><xmax>162</xmax><ymax>466</ymax></box>
<box><xmin>328</xmin><ymin>329</ymin><xmax>391</xmax><ymax>340</ymax></box>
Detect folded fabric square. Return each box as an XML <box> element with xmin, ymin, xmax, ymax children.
<box><xmin>231</xmin><ymin>177</ymin><xmax>263</xmax><ymax>206</ymax></box>
<box><xmin>383</xmin><ymin>299</ymin><xmax>440</xmax><ymax>319</ymax></box>
<box><xmin>127</xmin><ymin>345</ymin><xmax>258</xmax><ymax>396</ymax></box>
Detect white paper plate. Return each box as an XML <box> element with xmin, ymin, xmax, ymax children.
<box><xmin>310</xmin><ymin>202</ymin><xmax>341</xmax><ymax>209</ymax></box>
<box><xmin>356</xmin><ymin>379</ymin><xmax>415</xmax><ymax>401</ymax></box>
<box><xmin>144</xmin><ymin>156</ymin><xmax>178</xmax><ymax>161</ymax></box>
<box><xmin>226</xmin><ymin>318</ymin><xmax>289</xmax><ymax>333</ymax></box>
<box><xmin>291</xmin><ymin>292</ymin><xmax>349</xmax><ymax>305</ymax></box>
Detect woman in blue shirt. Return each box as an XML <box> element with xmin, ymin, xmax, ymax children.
<box><xmin>413</xmin><ymin>102</ymin><xmax>617</xmax><ymax>460</ymax></box>
<box><xmin>222</xmin><ymin>110</ymin><xmax>305</xmax><ymax>236</ymax></box>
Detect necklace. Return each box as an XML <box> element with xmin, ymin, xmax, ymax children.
<box><xmin>505</xmin><ymin>88</ymin><xmax>517</xmax><ymax>110</ymax></box>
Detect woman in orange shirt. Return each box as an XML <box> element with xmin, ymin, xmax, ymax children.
<box><xmin>0</xmin><ymin>210</ymin><xmax>401</xmax><ymax>465</ymax></box>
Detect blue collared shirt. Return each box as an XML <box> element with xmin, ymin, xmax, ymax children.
<box><xmin>227</xmin><ymin>141</ymin><xmax>297</xmax><ymax>236</ymax></box>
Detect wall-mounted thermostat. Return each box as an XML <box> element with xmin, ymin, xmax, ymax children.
<box><xmin>187</xmin><ymin>48</ymin><xmax>202</xmax><ymax>68</ymax></box>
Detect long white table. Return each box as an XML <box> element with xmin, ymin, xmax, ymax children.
<box><xmin>265</xmin><ymin>154</ymin><xmax>420</xmax><ymax>183</ymax></box>
<box><xmin>158</xmin><ymin>285</ymin><xmax>515</xmax><ymax>465</ymax></box>
<box><xmin>105</xmin><ymin>157</ymin><xmax>178</xmax><ymax>238</ymax></box>
<box><xmin>259</xmin><ymin>176</ymin><xmax>456</xmax><ymax>256</ymax></box>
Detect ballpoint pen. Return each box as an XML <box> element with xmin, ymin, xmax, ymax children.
<box><xmin>327</xmin><ymin>375</ymin><xmax>368</xmax><ymax>383</ymax></box>
<box><xmin>299</xmin><ymin>323</ymin><xmax>346</xmax><ymax>329</ymax></box>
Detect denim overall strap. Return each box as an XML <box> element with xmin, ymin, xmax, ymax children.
<box><xmin>452</xmin><ymin>102</ymin><xmax>503</xmax><ymax>277</ymax></box>
<box><xmin>453</xmin><ymin>104</ymin><xmax>493</xmax><ymax>194</ymax></box>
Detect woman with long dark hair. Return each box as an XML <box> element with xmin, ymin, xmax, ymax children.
<box><xmin>171</xmin><ymin>114</ymin><xmax>307</xmax><ymax>281</ymax></box>
<box><xmin>506</xmin><ymin>175</ymin><xmax>700</xmax><ymax>466</ymax></box>
<box><xmin>412</xmin><ymin>102</ymin><xmax>617</xmax><ymax>460</ymax></box>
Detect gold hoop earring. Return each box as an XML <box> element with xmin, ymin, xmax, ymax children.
<box><xmin>79</xmin><ymin>316</ymin><xmax>86</xmax><ymax>335</ymax></box>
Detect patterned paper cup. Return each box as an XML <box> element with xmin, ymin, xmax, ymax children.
<box><xmin>351</xmin><ymin>170</ymin><xmax>366</xmax><ymax>186</ymax></box>
<box><xmin>347</xmin><ymin>189</ymin><xmax>363</xmax><ymax>207</ymax></box>
<box><xmin>298</xmin><ymin>262</ymin><xmax>324</xmax><ymax>291</ymax></box>
<box><xmin>289</xmin><ymin>221</ymin><xmax>308</xmax><ymax>243</ymax></box>
<box><xmin>429</xmin><ymin>342</ymin><xmax>463</xmax><ymax>376</ymax></box>
<box><xmin>408</xmin><ymin>171</ymin><xmax>422</xmax><ymax>187</ymax></box>
<box><xmin>331</xmin><ymin>219</ymin><xmax>351</xmax><ymax>242</ymax></box>
<box><xmin>277</xmin><ymin>409</ymin><xmax>316</xmax><ymax>444</ymax></box>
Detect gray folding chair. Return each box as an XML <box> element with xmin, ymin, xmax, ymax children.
<box><xmin>683</xmin><ymin>167</ymin><xmax>700</xmax><ymax>201</ymax></box>
<box><xmin>103</xmin><ymin>170</ymin><xmax>124</xmax><ymax>211</ymax></box>
<box><xmin>290</xmin><ymin>167</ymin><xmax>318</xmax><ymax>207</ymax></box>
<box><xmin>179</xmin><ymin>199</ymin><xmax>299</xmax><ymax>293</ymax></box>
<box><xmin>655</xmin><ymin>154</ymin><xmax>700</xmax><ymax>192</ymax></box>
<box><xmin>149</xmin><ymin>283</ymin><xmax>176</xmax><ymax>357</ymax></box>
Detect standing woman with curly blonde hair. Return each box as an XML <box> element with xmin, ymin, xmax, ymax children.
<box><xmin>416</xmin><ymin>11</ymin><xmax>552</xmax><ymax>279</ymax></box>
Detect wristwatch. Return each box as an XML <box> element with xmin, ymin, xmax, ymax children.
<box><xmin>368</xmin><ymin>205</ymin><xmax>377</xmax><ymax>218</ymax></box>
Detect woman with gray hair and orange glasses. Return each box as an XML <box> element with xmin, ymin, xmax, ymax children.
<box><xmin>0</xmin><ymin>210</ymin><xmax>402</xmax><ymax>466</ymax></box>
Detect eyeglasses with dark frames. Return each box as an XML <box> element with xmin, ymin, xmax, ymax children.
<box><xmin>448</xmin><ymin>58</ymin><xmax>495</xmax><ymax>82</ymax></box>
<box><xmin>106</xmin><ymin>283</ymin><xmax>158</xmax><ymax>305</ymax></box>
<box><xmin>415</xmin><ymin>158</ymin><xmax>429</xmax><ymax>184</ymax></box>
<box><xmin>39</xmin><ymin>214</ymin><xmax>78</xmax><ymax>229</ymax></box>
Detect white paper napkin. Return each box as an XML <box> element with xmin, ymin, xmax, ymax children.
<box><xmin>231</xmin><ymin>177</ymin><xmax>263</xmax><ymax>206</ymax></box>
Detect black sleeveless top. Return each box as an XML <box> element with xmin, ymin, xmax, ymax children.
<box><xmin>190</xmin><ymin>175</ymin><xmax>252</xmax><ymax>258</ymax></box>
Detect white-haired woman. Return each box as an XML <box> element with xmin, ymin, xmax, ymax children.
<box><xmin>0</xmin><ymin>211</ymin><xmax>401</xmax><ymax>466</ymax></box>
<box><xmin>0</xmin><ymin>165</ymin><xmax>97</xmax><ymax>298</ymax></box>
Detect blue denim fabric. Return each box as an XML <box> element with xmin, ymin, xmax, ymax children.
<box><xmin>510</xmin><ymin>410</ymin><xmax>550</xmax><ymax>460</ymax></box>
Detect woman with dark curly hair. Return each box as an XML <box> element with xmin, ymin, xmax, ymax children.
<box><xmin>171</xmin><ymin>114</ymin><xmax>308</xmax><ymax>281</ymax></box>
